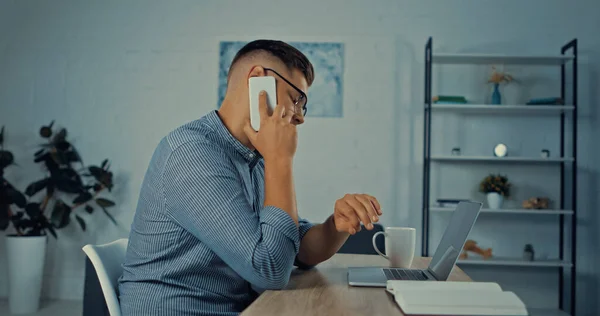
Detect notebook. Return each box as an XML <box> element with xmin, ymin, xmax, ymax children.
<box><xmin>386</xmin><ymin>280</ymin><xmax>528</xmax><ymax>316</ymax></box>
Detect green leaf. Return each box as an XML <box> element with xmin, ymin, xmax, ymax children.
<box><xmin>55</xmin><ymin>179</ymin><xmax>81</xmax><ymax>194</ymax></box>
<box><xmin>16</xmin><ymin>218</ymin><xmax>32</xmax><ymax>231</ymax></box>
<box><xmin>96</xmin><ymin>198</ymin><xmax>115</xmax><ymax>208</ymax></box>
<box><xmin>85</xmin><ymin>205</ymin><xmax>94</xmax><ymax>214</ymax></box>
<box><xmin>25</xmin><ymin>203</ymin><xmax>41</xmax><ymax>219</ymax></box>
<box><xmin>50</xmin><ymin>200</ymin><xmax>71</xmax><ymax>229</ymax></box>
<box><xmin>0</xmin><ymin>126</ymin><xmax>4</xmax><ymax>147</ymax></box>
<box><xmin>0</xmin><ymin>150</ymin><xmax>14</xmax><ymax>169</ymax></box>
<box><xmin>39</xmin><ymin>126</ymin><xmax>52</xmax><ymax>138</ymax></box>
<box><xmin>73</xmin><ymin>192</ymin><xmax>92</xmax><ymax>205</ymax></box>
<box><xmin>54</xmin><ymin>169</ymin><xmax>83</xmax><ymax>194</ymax></box>
<box><xmin>34</xmin><ymin>148</ymin><xmax>45</xmax><ymax>156</ymax></box>
<box><xmin>52</xmin><ymin>128</ymin><xmax>67</xmax><ymax>144</ymax></box>
<box><xmin>5</xmin><ymin>183</ymin><xmax>26</xmax><ymax>208</ymax></box>
<box><xmin>100</xmin><ymin>206</ymin><xmax>117</xmax><ymax>225</ymax></box>
<box><xmin>55</xmin><ymin>141</ymin><xmax>70</xmax><ymax>151</ymax></box>
<box><xmin>34</xmin><ymin>152</ymin><xmax>50</xmax><ymax>163</ymax></box>
<box><xmin>25</xmin><ymin>178</ymin><xmax>50</xmax><ymax>196</ymax></box>
<box><xmin>46</xmin><ymin>183</ymin><xmax>55</xmax><ymax>196</ymax></box>
<box><xmin>66</xmin><ymin>151</ymin><xmax>81</xmax><ymax>163</ymax></box>
<box><xmin>89</xmin><ymin>166</ymin><xmax>104</xmax><ymax>178</ymax></box>
<box><xmin>75</xmin><ymin>215</ymin><xmax>86</xmax><ymax>231</ymax></box>
<box><xmin>0</xmin><ymin>204</ymin><xmax>9</xmax><ymax>230</ymax></box>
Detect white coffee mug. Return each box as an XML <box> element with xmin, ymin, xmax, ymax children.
<box><xmin>372</xmin><ymin>227</ymin><xmax>416</xmax><ymax>268</ymax></box>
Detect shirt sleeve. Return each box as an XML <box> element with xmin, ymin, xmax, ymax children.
<box><xmin>293</xmin><ymin>218</ymin><xmax>317</xmax><ymax>270</ymax></box>
<box><xmin>162</xmin><ymin>141</ymin><xmax>300</xmax><ymax>290</ymax></box>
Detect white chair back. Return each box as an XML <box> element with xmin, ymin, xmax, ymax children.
<box><xmin>82</xmin><ymin>238</ymin><xmax>128</xmax><ymax>316</ymax></box>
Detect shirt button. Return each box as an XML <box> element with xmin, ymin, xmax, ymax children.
<box><xmin>249</xmin><ymin>154</ymin><xmax>254</xmax><ymax>158</ymax></box>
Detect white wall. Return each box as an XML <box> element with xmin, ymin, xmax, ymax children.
<box><xmin>0</xmin><ymin>0</ymin><xmax>598</xmax><ymax>314</ymax></box>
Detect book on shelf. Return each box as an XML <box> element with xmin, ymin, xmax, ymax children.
<box><xmin>525</xmin><ymin>97</ymin><xmax>564</xmax><ymax>105</ymax></box>
<box><xmin>433</xmin><ymin>95</ymin><xmax>467</xmax><ymax>104</ymax></box>
<box><xmin>435</xmin><ymin>198</ymin><xmax>470</xmax><ymax>208</ymax></box>
<box><xmin>386</xmin><ymin>280</ymin><xmax>528</xmax><ymax>316</ymax></box>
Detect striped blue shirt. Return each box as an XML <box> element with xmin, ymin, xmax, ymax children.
<box><xmin>118</xmin><ymin>110</ymin><xmax>315</xmax><ymax>316</ymax></box>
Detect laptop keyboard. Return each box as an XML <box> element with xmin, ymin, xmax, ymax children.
<box><xmin>383</xmin><ymin>268</ymin><xmax>429</xmax><ymax>281</ymax></box>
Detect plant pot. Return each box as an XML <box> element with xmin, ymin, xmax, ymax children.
<box><xmin>486</xmin><ymin>192</ymin><xmax>504</xmax><ymax>209</ymax></box>
<box><xmin>5</xmin><ymin>235</ymin><xmax>48</xmax><ymax>314</ymax></box>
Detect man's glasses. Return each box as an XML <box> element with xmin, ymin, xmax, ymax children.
<box><xmin>263</xmin><ymin>67</ymin><xmax>308</xmax><ymax>116</ymax></box>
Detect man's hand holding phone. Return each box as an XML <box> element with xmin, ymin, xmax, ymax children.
<box><xmin>244</xmin><ymin>90</ymin><xmax>297</xmax><ymax>164</ymax></box>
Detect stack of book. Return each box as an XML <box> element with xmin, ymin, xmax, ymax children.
<box><xmin>433</xmin><ymin>95</ymin><xmax>468</xmax><ymax>104</ymax></box>
<box><xmin>525</xmin><ymin>97</ymin><xmax>564</xmax><ymax>105</ymax></box>
<box><xmin>436</xmin><ymin>198</ymin><xmax>471</xmax><ymax>208</ymax></box>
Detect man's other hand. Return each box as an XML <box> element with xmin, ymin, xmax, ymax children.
<box><xmin>333</xmin><ymin>194</ymin><xmax>382</xmax><ymax>235</ymax></box>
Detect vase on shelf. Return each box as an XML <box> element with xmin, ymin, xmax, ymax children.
<box><xmin>486</xmin><ymin>192</ymin><xmax>503</xmax><ymax>209</ymax></box>
<box><xmin>491</xmin><ymin>83</ymin><xmax>501</xmax><ymax>105</ymax></box>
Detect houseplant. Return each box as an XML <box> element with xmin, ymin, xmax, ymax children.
<box><xmin>487</xmin><ymin>66</ymin><xmax>514</xmax><ymax>105</ymax></box>
<box><xmin>479</xmin><ymin>173</ymin><xmax>511</xmax><ymax>209</ymax></box>
<box><xmin>0</xmin><ymin>123</ymin><xmax>117</xmax><ymax>314</ymax></box>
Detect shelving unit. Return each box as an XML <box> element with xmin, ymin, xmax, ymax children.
<box><xmin>422</xmin><ymin>37</ymin><xmax>578</xmax><ymax>315</ymax></box>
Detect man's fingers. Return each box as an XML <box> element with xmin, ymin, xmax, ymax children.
<box><xmin>258</xmin><ymin>90</ymin><xmax>270</xmax><ymax>119</ymax></box>
<box><xmin>365</xmin><ymin>194</ymin><xmax>382</xmax><ymax>215</ymax></box>
<box><xmin>334</xmin><ymin>214</ymin><xmax>357</xmax><ymax>235</ymax></box>
<box><xmin>344</xmin><ymin>198</ymin><xmax>373</xmax><ymax>230</ymax></box>
<box><xmin>356</xmin><ymin>195</ymin><xmax>379</xmax><ymax>224</ymax></box>
<box><xmin>272</xmin><ymin>102</ymin><xmax>286</xmax><ymax>120</ymax></box>
<box><xmin>282</xmin><ymin>108</ymin><xmax>294</xmax><ymax>123</ymax></box>
<box><xmin>242</xmin><ymin>120</ymin><xmax>258</xmax><ymax>143</ymax></box>
<box><xmin>341</xmin><ymin>205</ymin><xmax>361</xmax><ymax>234</ymax></box>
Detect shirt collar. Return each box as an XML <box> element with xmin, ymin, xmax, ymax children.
<box><xmin>206</xmin><ymin>110</ymin><xmax>261</xmax><ymax>162</ymax></box>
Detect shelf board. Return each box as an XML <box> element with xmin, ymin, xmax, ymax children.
<box><xmin>430</xmin><ymin>104</ymin><xmax>574</xmax><ymax>114</ymax></box>
<box><xmin>430</xmin><ymin>207</ymin><xmax>574</xmax><ymax>215</ymax></box>
<box><xmin>457</xmin><ymin>257</ymin><xmax>572</xmax><ymax>268</ymax></box>
<box><xmin>432</xmin><ymin>53</ymin><xmax>573</xmax><ymax>65</ymax></box>
<box><xmin>430</xmin><ymin>156</ymin><xmax>574</xmax><ymax>163</ymax></box>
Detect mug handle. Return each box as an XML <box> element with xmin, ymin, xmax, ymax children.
<box><xmin>372</xmin><ymin>231</ymin><xmax>388</xmax><ymax>259</ymax></box>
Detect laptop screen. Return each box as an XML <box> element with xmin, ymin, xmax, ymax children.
<box><xmin>427</xmin><ymin>201</ymin><xmax>482</xmax><ymax>280</ymax></box>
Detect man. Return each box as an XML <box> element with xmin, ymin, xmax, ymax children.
<box><xmin>118</xmin><ymin>39</ymin><xmax>383</xmax><ymax>316</ymax></box>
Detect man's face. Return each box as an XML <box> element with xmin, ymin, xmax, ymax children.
<box><xmin>271</xmin><ymin>68</ymin><xmax>308</xmax><ymax>126</ymax></box>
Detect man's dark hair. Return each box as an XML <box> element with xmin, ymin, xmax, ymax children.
<box><xmin>229</xmin><ymin>39</ymin><xmax>315</xmax><ymax>86</ymax></box>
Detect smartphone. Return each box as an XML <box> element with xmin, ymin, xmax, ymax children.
<box><xmin>249</xmin><ymin>76</ymin><xmax>277</xmax><ymax>131</ymax></box>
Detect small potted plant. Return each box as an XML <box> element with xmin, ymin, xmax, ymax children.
<box><xmin>488</xmin><ymin>66</ymin><xmax>514</xmax><ymax>105</ymax></box>
<box><xmin>479</xmin><ymin>174</ymin><xmax>511</xmax><ymax>209</ymax></box>
<box><xmin>0</xmin><ymin>123</ymin><xmax>117</xmax><ymax>314</ymax></box>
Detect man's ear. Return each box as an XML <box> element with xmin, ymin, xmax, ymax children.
<box><xmin>247</xmin><ymin>65</ymin><xmax>266</xmax><ymax>79</ymax></box>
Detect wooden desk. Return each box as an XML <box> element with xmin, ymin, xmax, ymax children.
<box><xmin>241</xmin><ymin>254</ymin><xmax>471</xmax><ymax>316</ymax></box>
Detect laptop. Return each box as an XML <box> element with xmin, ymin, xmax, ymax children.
<box><xmin>348</xmin><ymin>201</ymin><xmax>482</xmax><ymax>287</ymax></box>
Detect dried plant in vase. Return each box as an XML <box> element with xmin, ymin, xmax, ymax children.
<box><xmin>487</xmin><ymin>66</ymin><xmax>515</xmax><ymax>105</ymax></box>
